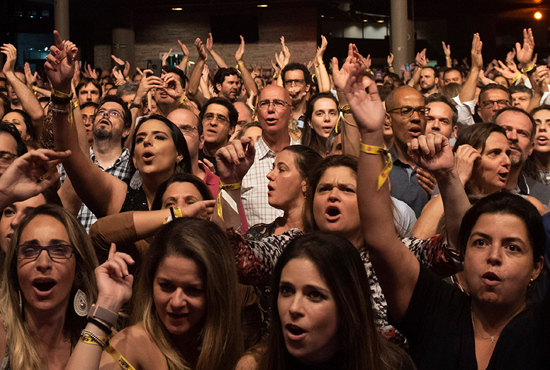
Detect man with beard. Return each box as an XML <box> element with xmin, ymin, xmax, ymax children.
<box><xmin>60</xmin><ymin>95</ymin><xmax>132</xmax><ymax>232</ymax></box>
<box><xmin>419</xmin><ymin>67</ymin><xmax>439</xmax><ymax>97</ymax></box>
<box><xmin>212</xmin><ymin>68</ymin><xmax>242</xmax><ymax>102</ymax></box>
<box><xmin>282</xmin><ymin>63</ymin><xmax>311</xmax><ymax>126</ymax></box>
<box><xmin>494</xmin><ymin>107</ymin><xmax>550</xmax><ymax>208</ymax></box>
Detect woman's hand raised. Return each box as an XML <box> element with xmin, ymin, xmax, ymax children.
<box><xmin>95</xmin><ymin>243</ymin><xmax>134</xmax><ymax>313</ymax></box>
<box><xmin>408</xmin><ymin>134</ymin><xmax>455</xmax><ymax>177</ymax></box>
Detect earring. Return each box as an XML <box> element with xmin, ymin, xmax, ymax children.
<box><xmin>18</xmin><ymin>290</ymin><xmax>22</xmax><ymax>314</ymax></box>
<box><xmin>528</xmin><ymin>278</ymin><xmax>534</xmax><ymax>289</ymax></box>
<box><xmin>73</xmin><ymin>289</ymin><xmax>89</xmax><ymax>317</ymax></box>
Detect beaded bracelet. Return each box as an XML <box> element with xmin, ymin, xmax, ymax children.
<box><xmin>80</xmin><ymin>329</ymin><xmax>107</xmax><ymax>348</ymax></box>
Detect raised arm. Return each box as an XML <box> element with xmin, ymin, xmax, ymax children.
<box><xmin>459</xmin><ymin>33</ymin><xmax>483</xmax><ymax>104</ymax></box>
<box><xmin>65</xmin><ymin>244</ymin><xmax>134</xmax><ymax>370</ymax></box>
<box><xmin>331</xmin><ymin>44</ymin><xmax>361</xmax><ymax>157</ymax></box>
<box><xmin>206</xmin><ymin>33</ymin><xmax>228</xmax><ymax>69</ymax></box>
<box><xmin>314</xmin><ymin>35</ymin><xmax>330</xmax><ymax>93</ymax></box>
<box><xmin>346</xmin><ymin>53</ymin><xmax>419</xmax><ymax>323</ymax></box>
<box><xmin>211</xmin><ymin>138</ymin><xmax>255</xmax><ymax>231</ymax></box>
<box><xmin>236</xmin><ymin>36</ymin><xmax>259</xmax><ymax>98</ymax></box>
<box><xmin>442</xmin><ymin>41</ymin><xmax>452</xmax><ymax>68</ymax></box>
<box><xmin>187</xmin><ymin>38</ymin><xmax>207</xmax><ymax>103</ymax></box>
<box><xmin>177</xmin><ymin>40</ymin><xmax>190</xmax><ymax>73</ymax></box>
<box><xmin>1</xmin><ymin>44</ymin><xmax>44</xmax><ymax>136</ymax></box>
<box><xmin>45</xmin><ymin>31</ymin><xmax>128</xmax><ymax>218</ymax></box>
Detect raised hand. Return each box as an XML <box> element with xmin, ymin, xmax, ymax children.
<box><xmin>206</xmin><ymin>33</ymin><xmax>214</xmax><ymax>52</ymax></box>
<box><xmin>24</xmin><ymin>62</ymin><xmax>38</xmax><ymax>87</ymax></box>
<box><xmin>442</xmin><ymin>41</ymin><xmax>451</xmax><ymax>57</ymax></box>
<box><xmin>95</xmin><ymin>243</ymin><xmax>134</xmax><ymax>313</ymax></box>
<box><xmin>415</xmin><ymin>48</ymin><xmax>428</xmax><ymax>68</ymax></box>
<box><xmin>0</xmin><ymin>149</ymin><xmax>71</xmax><ymax>203</ymax></box>
<box><xmin>215</xmin><ymin>138</ymin><xmax>255</xmax><ymax>185</ymax></box>
<box><xmin>235</xmin><ymin>35</ymin><xmax>245</xmax><ymax>62</ymax></box>
<box><xmin>387</xmin><ymin>53</ymin><xmax>394</xmax><ymax>66</ymax></box>
<box><xmin>454</xmin><ymin>144</ymin><xmax>481</xmax><ymax>185</ymax></box>
<box><xmin>1</xmin><ymin>43</ymin><xmax>17</xmax><ymax>75</ymax></box>
<box><xmin>195</xmin><ymin>38</ymin><xmax>207</xmax><ymax>61</ymax></box>
<box><xmin>516</xmin><ymin>28</ymin><xmax>535</xmax><ymax>68</ymax></box>
<box><xmin>281</xmin><ymin>36</ymin><xmax>290</xmax><ymax>66</ymax></box>
<box><xmin>178</xmin><ymin>40</ymin><xmax>189</xmax><ymax>56</ymax></box>
<box><xmin>407</xmin><ymin>134</ymin><xmax>454</xmax><ymax>175</ymax></box>
<box><xmin>471</xmin><ymin>33</ymin><xmax>483</xmax><ymax>70</ymax></box>
<box><xmin>135</xmin><ymin>69</ymin><xmax>164</xmax><ymax>101</ymax></box>
<box><xmin>44</xmin><ymin>31</ymin><xmax>77</xmax><ymax>93</ymax></box>
<box><xmin>494</xmin><ymin>60</ymin><xmax>518</xmax><ymax>80</ymax></box>
<box><xmin>161</xmin><ymin>48</ymin><xmax>173</xmax><ymax>66</ymax></box>
<box><xmin>111</xmin><ymin>54</ymin><xmax>124</xmax><ymax>66</ymax></box>
<box><xmin>342</xmin><ymin>48</ymin><xmax>385</xmax><ymax>134</ymax></box>
<box><xmin>316</xmin><ymin>35</ymin><xmax>328</xmax><ymax>60</ymax></box>
<box><xmin>417</xmin><ymin>167</ymin><xmax>437</xmax><ymax>196</ymax></box>
<box><xmin>331</xmin><ymin>43</ymin><xmax>356</xmax><ymax>90</ymax></box>
<box><xmin>161</xmin><ymin>72</ymin><xmax>184</xmax><ymax>99</ymax></box>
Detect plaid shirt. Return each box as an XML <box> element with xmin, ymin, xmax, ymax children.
<box><xmin>59</xmin><ymin>147</ymin><xmax>132</xmax><ymax>233</ymax></box>
<box><xmin>241</xmin><ymin>136</ymin><xmax>300</xmax><ymax>226</ymax></box>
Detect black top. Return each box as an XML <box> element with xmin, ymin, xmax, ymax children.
<box><xmin>397</xmin><ymin>266</ymin><xmax>550</xmax><ymax>370</ymax></box>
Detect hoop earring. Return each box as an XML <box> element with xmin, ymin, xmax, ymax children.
<box><xmin>73</xmin><ymin>289</ymin><xmax>89</xmax><ymax>317</ymax></box>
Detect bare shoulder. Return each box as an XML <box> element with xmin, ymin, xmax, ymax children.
<box><xmin>235</xmin><ymin>353</ymin><xmax>259</xmax><ymax>370</ymax></box>
<box><xmin>103</xmin><ymin>323</ymin><xmax>168</xmax><ymax>370</ymax></box>
<box><xmin>525</xmin><ymin>195</ymin><xmax>547</xmax><ymax>216</ymax></box>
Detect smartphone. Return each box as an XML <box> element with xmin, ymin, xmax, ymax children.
<box><xmin>146</xmin><ymin>59</ymin><xmax>162</xmax><ymax>77</ymax></box>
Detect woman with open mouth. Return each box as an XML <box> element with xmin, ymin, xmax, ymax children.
<box><xmin>300</xmin><ymin>93</ymin><xmax>340</xmax><ymax>156</ymax></box>
<box><xmin>44</xmin><ymin>33</ymin><xmax>191</xmax><ymax>219</ymax></box>
<box><xmin>0</xmin><ymin>204</ymin><xmax>98</xmax><ymax>369</ymax></box>
<box><xmin>255</xmin><ymin>232</ymin><xmax>415</xmax><ymax>370</ymax></box>
<box><xmin>412</xmin><ymin>122</ymin><xmax>546</xmax><ymax>239</ymax></box>
<box><xmin>350</xmin><ymin>62</ymin><xmax>548</xmax><ymax>368</ymax></box>
<box><xmin>66</xmin><ymin>218</ymin><xmax>243</xmax><ymax>370</ymax></box>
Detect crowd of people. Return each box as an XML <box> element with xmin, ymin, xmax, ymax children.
<box><xmin>0</xmin><ymin>24</ymin><xmax>548</xmax><ymax>369</ymax></box>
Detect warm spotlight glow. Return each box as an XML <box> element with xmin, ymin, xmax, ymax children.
<box><xmin>535</xmin><ymin>11</ymin><xmax>542</xmax><ymax>19</ymax></box>
<box><xmin>172</xmin><ymin>7</ymin><xmax>182</xmax><ymax>11</ymax></box>
<box><xmin>257</xmin><ymin>4</ymin><xmax>268</xmax><ymax>7</ymax></box>
<box><xmin>377</xmin><ymin>19</ymin><xmax>384</xmax><ymax>23</ymax></box>
<box><xmin>363</xmin><ymin>19</ymin><xmax>368</xmax><ymax>22</ymax></box>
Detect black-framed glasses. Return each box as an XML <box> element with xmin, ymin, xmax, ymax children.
<box><xmin>203</xmin><ymin>113</ymin><xmax>229</xmax><ymax>124</ymax></box>
<box><xmin>0</xmin><ymin>151</ymin><xmax>17</xmax><ymax>166</ymax></box>
<box><xmin>257</xmin><ymin>99</ymin><xmax>290</xmax><ymax>110</ymax></box>
<box><xmin>480</xmin><ymin>99</ymin><xmax>510</xmax><ymax>109</ymax></box>
<box><xmin>81</xmin><ymin>115</ymin><xmax>96</xmax><ymax>123</ymax></box>
<box><xmin>387</xmin><ymin>106</ymin><xmax>430</xmax><ymax>118</ymax></box>
<box><xmin>17</xmin><ymin>242</ymin><xmax>74</xmax><ymax>261</ymax></box>
<box><xmin>96</xmin><ymin>109</ymin><xmax>123</xmax><ymax>119</ymax></box>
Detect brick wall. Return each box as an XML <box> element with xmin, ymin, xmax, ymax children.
<box><xmin>95</xmin><ymin>6</ymin><xmax>318</xmax><ymax>75</ymax></box>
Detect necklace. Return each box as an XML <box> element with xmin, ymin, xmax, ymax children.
<box><xmin>471</xmin><ymin>312</ymin><xmax>500</xmax><ymax>343</ymax></box>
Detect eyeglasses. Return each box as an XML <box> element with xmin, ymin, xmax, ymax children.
<box><xmin>96</xmin><ymin>109</ymin><xmax>123</xmax><ymax>119</ymax></box>
<box><xmin>203</xmin><ymin>113</ymin><xmax>230</xmax><ymax>125</ymax></box>
<box><xmin>178</xmin><ymin>124</ymin><xmax>199</xmax><ymax>135</ymax></box>
<box><xmin>387</xmin><ymin>106</ymin><xmax>430</xmax><ymax>118</ymax></box>
<box><xmin>0</xmin><ymin>151</ymin><xmax>17</xmax><ymax>166</ymax></box>
<box><xmin>480</xmin><ymin>100</ymin><xmax>510</xmax><ymax>109</ymax></box>
<box><xmin>257</xmin><ymin>99</ymin><xmax>290</xmax><ymax>110</ymax></box>
<box><xmin>17</xmin><ymin>242</ymin><xmax>74</xmax><ymax>261</ymax></box>
<box><xmin>284</xmin><ymin>79</ymin><xmax>305</xmax><ymax>88</ymax></box>
<box><xmin>81</xmin><ymin>115</ymin><xmax>95</xmax><ymax>123</ymax></box>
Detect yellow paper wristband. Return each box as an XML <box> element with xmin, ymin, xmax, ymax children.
<box><xmin>360</xmin><ymin>143</ymin><xmax>393</xmax><ymax>190</ymax></box>
<box><xmin>217</xmin><ymin>182</ymin><xmax>241</xmax><ymax>221</ymax></box>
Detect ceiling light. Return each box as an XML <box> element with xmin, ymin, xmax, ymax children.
<box><xmin>172</xmin><ymin>7</ymin><xmax>182</xmax><ymax>11</ymax></box>
<box><xmin>257</xmin><ymin>4</ymin><xmax>268</xmax><ymax>7</ymax></box>
<box><xmin>535</xmin><ymin>11</ymin><xmax>542</xmax><ymax>20</ymax></box>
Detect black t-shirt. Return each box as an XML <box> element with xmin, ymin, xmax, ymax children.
<box><xmin>397</xmin><ymin>266</ymin><xmax>550</xmax><ymax>370</ymax></box>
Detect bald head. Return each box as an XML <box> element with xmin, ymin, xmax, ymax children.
<box><xmin>385</xmin><ymin>86</ymin><xmax>423</xmax><ymax>111</ymax></box>
<box><xmin>259</xmin><ymin>85</ymin><xmax>291</xmax><ymax>104</ymax></box>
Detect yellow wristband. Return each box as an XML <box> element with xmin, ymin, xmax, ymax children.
<box><xmin>340</xmin><ymin>104</ymin><xmax>351</xmax><ymax>114</ymax></box>
<box><xmin>51</xmin><ymin>88</ymin><xmax>73</xmax><ymax>99</ymax></box>
<box><xmin>521</xmin><ymin>64</ymin><xmax>536</xmax><ymax>74</ymax></box>
<box><xmin>72</xmin><ymin>101</ymin><xmax>79</xmax><ymax>109</ymax></box>
<box><xmin>360</xmin><ymin>143</ymin><xmax>393</xmax><ymax>190</ymax></box>
<box><xmin>512</xmin><ymin>72</ymin><xmax>522</xmax><ymax>84</ymax></box>
<box><xmin>217</xmin><ymin>182</ymin><xmax>242</xmax><ymax>221</ymax></box>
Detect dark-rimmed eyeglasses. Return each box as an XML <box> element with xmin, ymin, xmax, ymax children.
<box><xmin>17</xmin><ymin>242</ymin><xmax>74</xmax><ymax>262</ymax></box>
<box><xmin>480</xmin><ymin>100</ymin><xmax>510</xmax><ymax>109</ymax></box>
<box><xmin>203</xmin><ymin>113</ymin><xmax>229</xmax><ymax>124</ymax></box>
<box><xmin>387</xmin><ymin>106</ymin><xmax>430</xmax><ymax>118</ymax></box>
<box><xmin>96</xmin><ymin>109</ymin><xmax>123</xmax><ymax>119</ymax></box>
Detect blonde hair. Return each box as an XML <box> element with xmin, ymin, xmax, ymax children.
<box><xmin>0</xmin><ymin>204</ymin><xmax>98</xmax><ymax>370</ymax></box>
<box><xmin>131</xmin><ymin>218</ymin><xmax>243</xmax><ymax>370</ymax></box>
